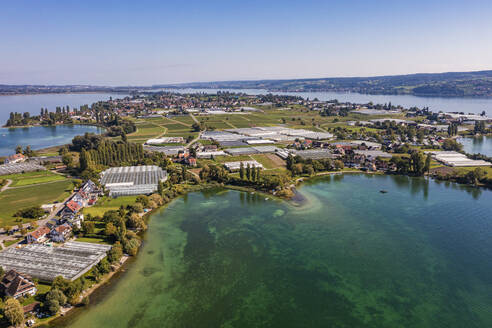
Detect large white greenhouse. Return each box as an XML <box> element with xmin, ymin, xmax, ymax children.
<box><xmin>100</xmin><ymin>165</ymin><xmax>168</xmax><ymax>197</ymax></box>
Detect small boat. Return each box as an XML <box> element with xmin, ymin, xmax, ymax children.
<box><xmin>379</xmin><ymin>190</ymin><xmax>388</xmax><ymax>194</ymax></box>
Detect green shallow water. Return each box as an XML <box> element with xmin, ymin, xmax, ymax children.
<box><xmin>52</xmin><ymin>174</ymin><xmax>492</xmax><ymax>328</ymax></box>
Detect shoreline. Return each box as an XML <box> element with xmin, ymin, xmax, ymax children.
<box><xmin>40</xmin><ymin>171</ymin><xmax>489</xmax><ymax>326</ymax></box>
<box><xmin>40</xmin><ymin>255</ymin><xmax>134</xmax><ymax>327</ymax></box>
<box><xmin>1</xmin><ymin>122</ymin><xmax>104</xmax><ymax>129</ymax></box>
<box><xmin>0</xmin><ymin>91</ymin><xmax>130</xmax><ymax>97</ymax></box>
<box><xmin>162</xmin><ymin>87</ymin><xmax>492</xmax><ymax>99</ymax></box>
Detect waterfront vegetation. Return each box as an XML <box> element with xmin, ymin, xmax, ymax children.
<box><xmin>53</xmin><ymin>175</ymin><xmax>492</xmax><ymax>328</ymax></box>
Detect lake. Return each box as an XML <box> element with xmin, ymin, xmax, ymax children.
<box><xmin>0</xmin><ymin>125</ymin><xmax>104</xmax><ymax>157</ymax></box>
<box><xmin>459</xmin><ymin>136</ymin><xmax>492</xmax><ymax>157</ymax></box>
<box><xmin>53</xmin><ymin>174</ymin><xmax>492</xmax><ymax>328</ymax></box>
<box><xmin>160</xmin><ymin>88</ymin><xmax>492</xmax><ymax>115</ymax></box>
<box><xmin>0</xmin><ymin>93</ymin><xmax>126</xmax><ymax>124</ymax></box>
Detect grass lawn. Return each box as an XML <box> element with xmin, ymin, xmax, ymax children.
<box><xmin>251</xmin><ymin>154</ymin><xmax>283</xmax><ymax>169</ymax></box>
<box><xmin>0</xmin><ymin>179</ymin><xmax>73</xmax><ymax>227</ymax></box>
<box><xmin>4</xmin><ymin>237</ymin><xmax>23</xmax><ymax>247</ymax></box>
<box><xmin>76</xmin><ymin>236</ymin><xmax>111</xmax><ymax>245</ymax></box>
<box><xmin>454</xmin><ymin>166</ymin><xmax>492</xmax><ymax>178</ymax></box>
<box><xmin>83</xmin><ymin>196</ymin><xmax>138</xmax><ymax>217</ymax></box>
<box><xmin>2</xmin><ymin>170</ymin><xmax>65</xmax><ymax>187</ymax></box>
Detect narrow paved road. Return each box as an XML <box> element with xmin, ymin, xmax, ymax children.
<box><xmin>189</xmin><ymin>113</ymin><xmax>200</xmax><ymax>124</ymax></box>
<box><xmin>0</xmin><ymin>179</ymin><xmax>12</xmax><ymax>192</ymax></box>
<box><xmin>186</xmin><ymin>131</ymin><xmax>203</xmax><ymax>148</ymax></box>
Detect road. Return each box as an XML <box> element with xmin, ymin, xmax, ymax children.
<box><xmin>0</xmin><ymin>189</ymin><xmax>76</xmax><ymax>248</ymax></box>
<box><xmin>0</xmin><ymin>179</ymin><xmax>12</xmax><ymax>192</ymax></box>
<box><xmin>186</xmin><ymin>132</ymin><xmax>202</xmax><ymax>148</ymax></box>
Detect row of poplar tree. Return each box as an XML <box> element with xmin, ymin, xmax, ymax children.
<box><xmin>79</xmin><ymin>141</ymin><xmax>145</xmax><ymax>170</ymax></box>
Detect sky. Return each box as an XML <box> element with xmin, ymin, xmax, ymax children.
<box><xmin>1</xmin><ymin>0</ymin><xmax>492</xmax><ymax>85</ymax></box>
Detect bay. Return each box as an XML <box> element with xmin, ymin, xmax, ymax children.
<box><xmin>53</xmin><ymin>174</ymin><xmax>492</xmax><ymax>328</ymax></box>
<box><xmin>458</xmin><ymin>136</ymin><xmax>492</xmax><ymax>157</ymax></box>
<box><xmin>0</xmin><ymin>93</ymin><xmax>125</xmax><ymax>124</ymax></box>
<box><xmin>0</xmin><ymin>125</ymin><xmax>104</xmax><ymax>157</ymax></box>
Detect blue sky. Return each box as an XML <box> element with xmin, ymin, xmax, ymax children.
<box><xmin>1</xmin><ymin>0</ymin><xmax>491</xmax><ymax>85</ymax></box>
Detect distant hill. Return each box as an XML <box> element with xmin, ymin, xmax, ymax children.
<box><xmin>156</xmin><ymin>70</ymin><xmax>492</xmax><ymax>97</ymax></box>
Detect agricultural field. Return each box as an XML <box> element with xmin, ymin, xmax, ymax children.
<box><xmin>83</xmin><ymin>195</ymin><xmax>138</xmax><ymax>217</ymax></box>
<box><xmin>127</xmin><ymin>121</ymin><xmax>165</xmax><ymax>142</ymax></box>
<box><xmin>0</xmin><ymin>179</ymin><xmax>73</xmax><ymax>226</ymax></box>
<box><xmin>251</xmin><ymin>154</ymin><xmax>286</xmax><ymax>170</ymax></box>
<box><xmin>2</xmin><ymin>170</ymin><xmax>66</xmax><ymax>187</ymax></box>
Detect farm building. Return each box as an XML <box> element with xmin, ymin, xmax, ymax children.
<box><xmin>224</xmin><ymin>160</ymin><xmax>264</xmax><ymax>171</ymax></box>
<box><xmin>293</xmin><ymin>149</ymin><xmax>339</xmax><ymax>160</ymax></box>
<box><xmin>0</xmin><ymin>242</ymin><xmax>111</xmax><ymax>282</ymax></box>
<box><xmin>429</xmin><ymin>151</ymin><xmax>491</xmax><ymax>167</ymax></box>
<box><xmin>0</xmin><ymin>162</ymin><xmax>46</xmax><ymax>176</ymax></box>
<box><xmin>100</xmin><ymin>165</ymin><xmax>168</xmax><ymax>197</ymax></box>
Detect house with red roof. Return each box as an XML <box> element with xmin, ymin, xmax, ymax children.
<box><xmin>0</xmin><ymin>270</ymin><xmax>37</xmax><ymax>299</ymax></box>
<box><xmin>5</xmin><ymin>153</ymin><xmax>26</xmax><ymax>164</ymax></box>
<box><xmin>49</xmin><ymin>223</ymin><xmax>72</xmax><ymax>242</ymax></box>
<box><xmin>26</xmin><ymin>226</ymin><xmax>51</xmax><ymax>244</ymax></box>
<box><xmin>65</xmin><ymin>200</ymin><xmax>82</xmax><ymax>213</ymax></box>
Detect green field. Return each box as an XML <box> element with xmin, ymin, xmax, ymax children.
<box><xmin>454</xmin><ymin>166</ymin><xmax>492</xmax><ymax>178</ymax></box>
<box><xmin>2</xmin><ymin>170</ymin><xmax>66</xmax><ymax>187</ymax></box>
<box><xmin>83</xmin><ymin>195</ymin><xmax>138</xmax><ymax>217</ymax></box>
<box><xmin>0</xmin><ymin>179</ymin><xmax>73</xmax><ymax>226</ymax></box>
<box><xmin>250</xmin><ymin>154</ymin><xmax>285</xmax><ymax>170</ymax></box>
<box><xmin>75</xmin><ymin>236</ymin><xmax>110</xmax><ymax>244</ymax></box>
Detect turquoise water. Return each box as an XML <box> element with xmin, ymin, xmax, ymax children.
<box><xmin>0</xmin><ymin>93</ymin><xmax>125</xmax><ymax>124</ymax></box>
<box><xmin>0</xmin><ymin>125</ymin><xmax>104</xmax><ymax>157</ymax></box>
<box><xmin>459</xmin><ymin>136</ymin><xmax>492</xmax><ymax>157</ymax></box>
<box><xmin>53</xmin><ymin>175</ymin><xmax>492</xmax><ymax>328</ymax></box>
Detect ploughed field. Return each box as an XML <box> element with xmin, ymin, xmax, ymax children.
<box><xmin>54</xmin><ymin>174</ymin><xmax>492</xmax><ymax>328</ymax></box>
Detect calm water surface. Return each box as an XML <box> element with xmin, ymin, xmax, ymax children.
<box><xmin>0</xmin><ymin>93</ymin><xmax>125</xmax><ymax>124</ymax></box>
<box><xmin>0</xmin><ymin>125</ymin><xmax>104</xmax><ymax>157</ymax></box>
<box><xmin>53</xmin><ymin>174</ymin><xmax>492</xmax><ymax>328</ymax></box>
<box><xmin>459</xmin><ymin>136</ymin><xmax>492</xmax><ymax>157</ymax></box>
<box><xmin>161</xmin><ymin>88</ymin><xmax>492</xmax><ymax>115</ymax></box>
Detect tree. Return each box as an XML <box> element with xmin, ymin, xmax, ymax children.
<box><xmin>14</xmin><ymin>206</ymin><xmax>44</xmax><ymax>219</ymax></box>
<box><xmin>104</xmin><ymin>222</ymin><xmax>118</xmax><ymax>238</ymax></box>
<box><xmin>3</xmin><ymin>298</ymin><xmax>24</xmax><ymax>327</ymax></box>
<box><xmin>23</xmin><ymin>145</ymin><xmax>34</xmax><ymax>157</ymax></box>
<box><xmin>246</xmin><ymin>164</ymin><xmax>251</xmax><ymax>181</ymax></box>
<box><xmin>191</xmin><ymin>122</ymin><xmax>202</xmax><ymax>132</ymax></box>
<box><xmin>255</xmin><ymin>167</ymin><xmax>261</xmax><ymax>181</ymax></box>
<box><xmin>136</xmin><ymin>195</ymin><xmax>149</xmax><ymax>208</ymax></box>
<box><xmin>108</xmin><ymin>242</ymin><xmax>123</xmax><ymax>263</ymax></box>
<box><xmin>424</xmin><ymin>154</ymin><xmax>432</xmax><ymax>175</ymax></box>
<box><xmin>62</xmin><ymin>153</ymin><xmax>73</xmax><ymax>167</ymax></box>
<box><xmin>79</xmin><ymin>149</ymin><xmax>90</xmax><ymax>171</ymax></box>
<box><xmin>52</xmin><ymin>276</ymin><xmax>71</xmax><ymax>292</ymax></box>
<box><xmin>96</xmin><ymin>258</ymin><xmax>111</xmax><ymax>275</ymax></box>
<box><xmin>82</xmin><ymin>221</ymin><xmax>95</xmax><ymax>234</ymax></box>
<box><xmin>15</xmin><ymin>145</ymin><xmax>22</xmax><ymax>154</ymax></box>
<box><xmin>239</xmin><ymin>162</ymin><xmax>245</xmax><ymax>180</ymax></box>
<box><xmin>286</xmin><ymin>155</ymin><xmax>294</xmax><ymax>171</ymax></box>
<box><xmin>410</xmin><ymin>151</ymin><xmax>426</xmax><ymax>176</ymax></box>
<box><xmin>251</xmin><ymin>165</ymin><xmax>256</xmax><ymax>181</ymax></box>
<box><xmin>45</xmin><ymin>288</ymin><xmax>67</xmax><ymax>315</ymax></box>
<box><xmin>442</xmin><ymin>139</ymin><xmax>463</xmax><ymax>151</ymax></box>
